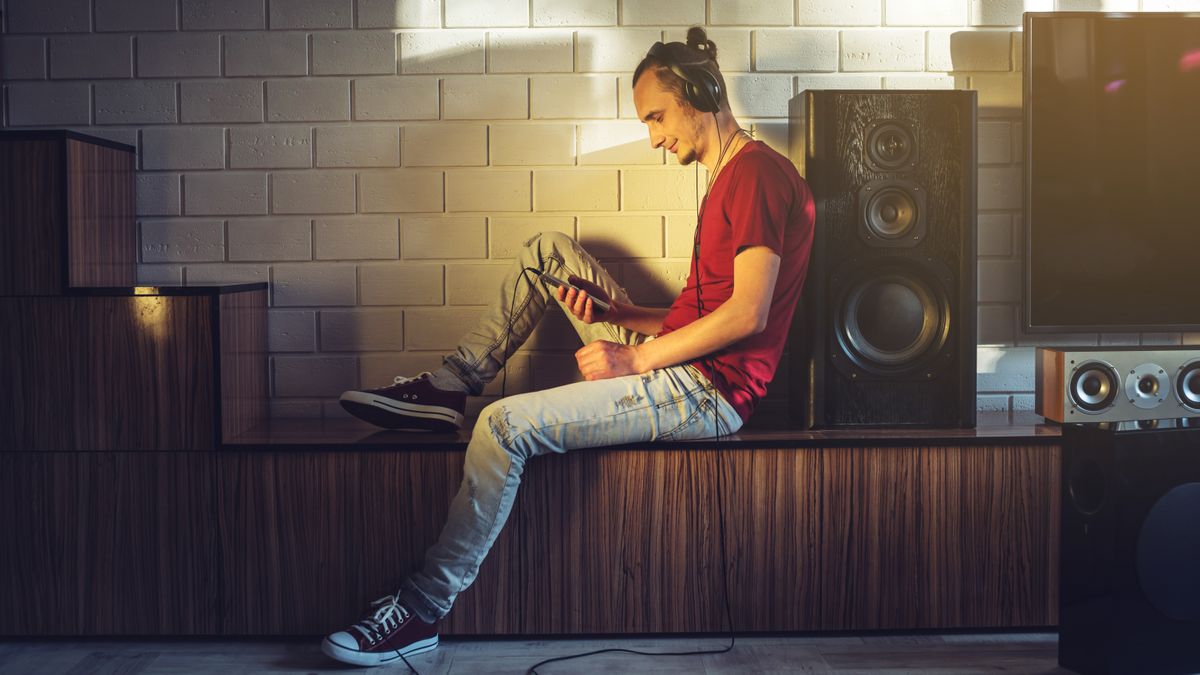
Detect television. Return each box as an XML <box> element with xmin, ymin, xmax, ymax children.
<box><xmin>1024</xmin><ymin>12</ymin><xmax>1200</xmax><ymax>332</ymax></box>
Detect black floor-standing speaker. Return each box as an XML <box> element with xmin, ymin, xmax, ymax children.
<box><xmin>1060</xmin><ymin>422</ymin><xmax>1200</xmax><ymax>675</ymax></box>
<box><xmin>788</xmin><ymin>90</ymin><xmax>977</xmax><ymax>428</ymax></box>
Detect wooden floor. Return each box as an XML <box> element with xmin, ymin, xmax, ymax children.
<box><xmin>0</xmin><ymin>633</ymin><xmax>1070</xmax><ymax>674</ymax></box>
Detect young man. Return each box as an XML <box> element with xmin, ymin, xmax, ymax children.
<box><xmin>321</xmin><ymin>28</ymin><xmax>814</xmax><ymax>667</ymax></box>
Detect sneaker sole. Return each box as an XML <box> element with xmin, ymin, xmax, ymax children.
<box><xmin>339</xmin><ymin>392</ymin><xmax>464</xmax><ymax>432</ymax></box>
<box><xmin>320</xmin><ymin>634</ymin><xmax>438</xmax><ymax>667</ymax></box>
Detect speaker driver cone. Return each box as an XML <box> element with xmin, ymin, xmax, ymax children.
<box><xmin>865</xmin><ymin>121</ymin><xmax>915</xmax><ymax>171</ymax></box>
<box><xmin>1177</xmin><ymin>360</ymin><xmax>1200</xmax><ymax>412</ymax></box>
<box><xmin>836</xmin><ymin>269</ymin><xmax>950</xmax><ymax>375</ymax></box>
<box><xmin>1069</xmin><ymin>361</ymin><xmax>1119</xmax><ymax>413</ymax></box>
<box><xmin>864</xmin><ymin>187</ymin><xmax>918</xmax><ymax>239</ymax></box>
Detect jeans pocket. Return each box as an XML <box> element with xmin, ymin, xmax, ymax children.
<box><xmin>657</xmin><ymin>397</ymin><xmax>713</xmax><ymax>441</ymax></box>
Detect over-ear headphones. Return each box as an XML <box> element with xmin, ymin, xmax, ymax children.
<box><xmin>644</xmin><ymin>41</ymin><xmax>724</xmax><ymax>114</ymax></box>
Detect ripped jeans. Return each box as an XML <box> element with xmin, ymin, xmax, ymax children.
<box><xmin>397</xmin><ymin>231</ymin><xmax>742</xmax><ymax>623</ymax></box>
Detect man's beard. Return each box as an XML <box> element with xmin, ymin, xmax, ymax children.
<box><xmin>675</xmin><ymin>147</ymin><xmax>697</xmax><ymax>165</ymax></box>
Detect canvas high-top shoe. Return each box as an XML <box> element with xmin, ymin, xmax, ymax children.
<box><xmin>321</xmin><ymin>593</ymin><xmax>439</xmax><ymax>667</ymax></box>
<box><xmin>339</xmin><ymin>373</ymin><xmax>466</xmax><ymax>432</ymax></box>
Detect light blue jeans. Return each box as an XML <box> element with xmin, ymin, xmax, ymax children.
<box><xmin>398</xmin><ymin>232</ymin><xmax>742</xmax><ymax>623</ymax></box>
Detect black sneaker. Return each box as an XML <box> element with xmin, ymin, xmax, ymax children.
<box><xmin>321</xmin><ymin>593</ymin><xmax>439</xmax><ymax>667</ymax></box>
<box><xmin>339</xmin><ymin>372</ymin><xmax>466</xmax><ymax>432</ymax></box>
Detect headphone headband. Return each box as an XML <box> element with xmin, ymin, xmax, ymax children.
<box><xmin>644</xmin><ymin>41</ymin><xmax>723</xmax><ymax>114</ymax></box>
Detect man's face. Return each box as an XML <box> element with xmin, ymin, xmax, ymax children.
<box><xmin>633</xmin><ymin>70</ymin><xmax>705</xmax><ymax>166</ymax></box>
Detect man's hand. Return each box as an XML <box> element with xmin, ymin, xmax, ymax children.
<box><xmin>556</xmin><ymin>275</ymin><xmax>621</xmax><ymax>325</ymax></box>
<box><xmin>575</xmin><ymin>340</ymin><xmax>644</xmax><ymax>380</ymax></box>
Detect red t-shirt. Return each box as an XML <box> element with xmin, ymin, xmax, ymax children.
<box><xmin>656</xmin><ymin>140</ymin><xmax>815</xmax><ymax>423</ymax></box>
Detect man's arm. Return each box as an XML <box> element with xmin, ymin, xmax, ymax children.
<box><xmin>574</xmin><ymin>246</ymin><xmax>781</xmax><ymax>380</ymax></box>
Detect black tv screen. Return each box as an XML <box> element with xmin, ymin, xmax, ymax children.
<box><xmin>1025</xmin><ymin>13</ymin><xmax>1200</xmax><ymax>332</ymax></box>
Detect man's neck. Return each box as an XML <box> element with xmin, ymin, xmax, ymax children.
<box><xmin>700</xmin><ymin>114</ymin><xmax>748</xmax><ymax>175</ymax></box>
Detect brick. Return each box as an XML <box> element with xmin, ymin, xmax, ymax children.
<box><xmin>402</xmin><ymin>217</ymin><xmax>487</xmax><ymax>259</ymax></box>
<box><xmin>489</xmin><ymin>216</ymin><xmax>575</xmax><ymax>258</ymax></box>
<box><xmin>621</xmin><ymin>0</ymin><xmax>704</xmax><ymax>26</ymax></box>
<box><xmin>1140</xmin><ymin>332</ymin><xmax>1183</xmax><ymax>346</ymax></box>
<box><xmin>620</xmin><ymin>261</ymin><xmax>691</xmax><ymax>305</ymax></box>
<box><xmin>2</xmin><ymin>38</ymin><xmax>47</xmax><ymax>80</ymax></box>
<box><xmin>881</xmin><ymin>74</ymin><xmax>955</xmax><ymax>89</ymax></box>
<box><xmin>95</xmin><ymin>81</ymin><xmax>177</xmax><ymax>124</ymax></box>
<box><xmin>1011</xmin><ymin>394</ymin><xmax>1036</xmax><ymax>413</ymax></box>
<box><xmin>181</xmin><ymin>80</ymin><xmax>263</xmax><ymax>123</ymax></box>
<box><xmin>723</xmin><ymin>74</ymin><xmax>793</xmax><ymax>118</ymax></box>
<box><xmin>315</xmin><ymin>125</ymin><xmax>400</xmax><ymax>167</ymax></box>
<box><xmin>403</xmin><ymin>124</ymin><xmax>488</xmax><ymax>166</ymax></box>
<box><xmin>578</xmin><ymin>121</ymin><xmax>661</xmax><ymax>165</ymax></box>
<box><xmin>228</xmin><ymin>217</ymin><xmax>312</xmax><ymax>261</ymax></box>
<box><xmin>885</xmin><ymin>0</ymin><xmax>967</xmax><ymax>26</ymax></box>
<box><xmin>666</xmin><ymin>214</ymin><xmax>696</xmax><ymax>258</ymax></box>
<box><xmin>400</xmin><ymin>31</ymin><xmax>485</xmax><ymax>74</ymax></box>
<box><xmin>320</xmin><ymin>308</ymin><xmax>405</xmax><ymax>351</ymax></box>
<box><xmin>979</xmin><ymin>167</ymin><xmax>1020</xmax><ymax>210</ymax></box>
<box><xmin>842</xmin><ymin>30</ymin><xmax>926</xmax><ymax>72</ymax></box>
<box><xmin>7</xmin><ymin>0</ymin><xmax>90</xmax><ymax>33</ymax></box>
<box><xmin>404</xmin><ymin>308</ymin><xmax>486</xmax><ymax>349</ymax></box>
<box><xmin>272</xmin><ymin>171</ymin><xmax>357</xmax><ymax>214</ymax></box>
<box><xmin>976</xmin><ymin>395</ymin><xmax>1010</xmax><ymax>412</ymax></box>
<box><xmin>446</xmin><ymin>263</ymin><xmax>513</xmax><ymax>304</ymax></box>
<box><xmin>532</xmin><ymin>0</ymin><xmax>616</xmax><ymax>26</ymax></box>
<box><xmin>488</xmin><ymin>30</ymin><xmax>574</xmax><ymax>73</ymax></box>
<box><xmin>446</xmin><ymin>170</ymin><xmax>531</xmax><ymax>212</ymax></box>
<box><xmin>663</xmin><ymin>28</ymin><xmax>751</xmax><ymax>72</ymax></box>
<box><xmin>531</xmin><ymin>75</ymin><xmax>617</xmax><ymax>119</ymax></box>
<box><xmin>354</xmin><ymin>77</ymin><xmax>440</xmax><ymax>120</ymax></box>
<box><xmin>7</xmin><ymin>83</ymin><xmax>90</xmax><ymax>126</ymax></box>
<box><xmin>755</xmin><ymin>29</ymin><xmax>838</xmax><ymax>72</ymax></box>
<box><xmin>269</xmin><ymin>0</ymin><xmax>352</xmax><ymax>29</ymax></box>
<box><xmin>137</xmin><ymin>264</ymin><xmax>183</xmax><ymax>285</ymax></box>
<box><xmin>447</xmin><ymin>0</ymin><xmax>527</xmax><ymax>27</ymax></box>
<box><xmin>312</xmin><ymin>30</ymin><xmax>396</xmax><ymax>75</ymax></box>
<box><xmin>970</xmin><ymin>0</ymin><xmax>1037</xmax><ymax>27</ymax></box>
<box><xmin>977</xmin><ymin>213</ymin><xmax>1013</xmax><ymax>257</ymax></box>
<box><xmin>1057</xmin><ymin>0</ymin><xmax>1136</xmax><ymax>8</ymax></box>
<box><xmin>358</xmin><ymin>170</ymin><xmax>444</xmax><ymax>212</ymax></box>
<box><xmin>534</xmin><ymin>170</ymin><xmax>618</xmax><ymax>211</ymax></box>
<box><xmin>184</xmin><ymin>263</ymin><xmax>268</xmax><ymax>284</ymax></box>
<box><xmin>709</xmin><ymin>0</ymin><xmax>792</xmax><ymax>26</ymax></box>
<box><xmin>976</xmin><ymin>346</ymin><xmax>1034</xmax><ymax>391</ymax></box>
<box><xmin>971</xmin><ymin>73</ymin><xmax>1022</xmax><ymax>111</ymax></box>
<box><xmin>229</xmin><ymin>125</ymin><xmax>312</xmax><ymax>169</ymax></box>
<box><xmin>443</xmin><ymin>76</ymin><xmax>529</xmax><ymax>120</ymax></box>
<box><xmin>749</xmin><ymin>121</ymin><xmax>788</xmax><ymax>155</ymax></box>
<box><xmin>1014</xmin><ymin>33</ymin><xmax>1023</xmax><ymax>72</ymax></box>
<box><xmin>140</xmin><ymin>218</ymin><xmax>224</xmax><ymax>263</ymax></box>
<box><xmin>136</xmin><ymin>173</ymin><xmax>181</xmax><ymax>216</ymax></box>
<box><xmin>73</xmin><ymin>127</ymin><xmax>140</xmax><ymax>148</ymax></box>
<box><xmin>978</xmin><ymin>259</ymin><xmax>1020</xmax><ymax>303</ymax></box>
<box><xmin>618</xmin><ymin>76</ymin><xmax>638</xmax><ymax>119</ymax></box>
<box><xmin>978</xmin><ymin>120</ymin><xmax>1011</xmax><ymax>164</ymax></box>
<box><xmin>273</xmin><ymin>356</ymin><xmax>357</xmax><ymax>397</ymax></box>
<box><xmin>182</xmin><ymin>0</ymin><xmax>266</xmax><ymax>29</ymax></box>
<box><xmin>185</xmin><ymin>171</ymin><xmax>267</xmax><ymax>215</ymax></box>
<box><xmin>266</xmin><ymin>79</ymin><xmax>349</xmax><ymax>122</ymax></box>
<box><xmin>578</xmin><ymin>216</ymin><xmax>662</xmax><ymax>258</ymax></box>
<box><xmin>96</xmin><ymin>0</ymin><xmax>177</xmax><ymax>31</ymax></box>
<box><xmin>269</xmin><ymin>310</ymin><xmax>317</xmax><ymax>352</ymax></box>
<box><xmin>491</xmin><ymin>124</ymin><xmax>575</xmax><ymax>166</ymax></box>
<box><xmin>272</xmin><ymin>263</ymin><xmax>358</xmax><ymax>306</ymax></box>
<box><xmin>224</xmin><ymin>32</ymin><xmax>308</xmax><ymax>77</ymax></box>
<box><xmin>314</xmin><ymin>217</ymin><xmax>399</xmax><ymax>259</ymax></box>
<box><xmin>359</xmin><ymin>263</ymin><xmax>445</xmax><ymax>305</ymax></box>
<box><xmin>142</xmin><ymin>127</ymin><xmax>226</xmax><ymax>170</ymax></box>
<box><xmin>357</xmin><ymin>0</ymin><xmax>441</xmax><ymax>28</ymax></box>
<box><xmin>1142</xmin><ymin>0</ymin><xmax>1200</xmax><ymax>8</ymax></box>
<box><xmin>797</xmin><ymin>0</ymin><xmax>881</xmax><ymax>26</ymax></box>
<box><xmin>928</xmin><ymin>30</ymin><xmax>1012</xmax><ymax>72</ymax></box>
<box><xmin>50</xmin><ymin>36</ymin><xmax>132</xmax><ymax>79</ymax></box>
<box><xmin>623</xmin><ymin>168</ymin><xmax>697</xmax><ymax>211</ymax></box>
<box><xmin>978</xmin><ymin>304</ymin><xmax>1014</xmax><ymax>345</ymax></box>
<box><xmin>136</xmin><ymin>33</ymin><xmax>220</xmax><ymax>77</ymax></box>
<box><xmin>577</xmin><ymin>29</ymin><xmax>662</xmax><ymax>73</ymax></box>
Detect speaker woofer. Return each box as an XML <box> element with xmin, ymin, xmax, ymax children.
<box><xmin>1069</xmin><ymin>361</ymin><xmax>1120</xmax><ymax>413</ymax></box>
<box><xmin>1177</xmin><ymin>360</ymin><xmax>1200</xmax><ymax>412</ymax></box>
<box><xmin>833</xmin><ymin>266</ymin><xmax>951</xmax><ymax>376</ymax></box>
<box><xmin>864</xmin><ymin>120</ymin><xmax>916</xmax><ymax>171</ymax></box>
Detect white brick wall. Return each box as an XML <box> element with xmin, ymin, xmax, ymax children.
<box><xmin>6</xmin><ymin>0</ymin><xmax>1159</xmax><ymax>419</ymax></box>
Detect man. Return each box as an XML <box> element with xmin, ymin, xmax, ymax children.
<box><xmin>321</xmin><ymin>28</ymin><xmax>814</xmax><ymax>667</ymax></box>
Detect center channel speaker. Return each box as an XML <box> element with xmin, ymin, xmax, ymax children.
<box><xmin>788</xmin><ymin>90</ymin><xmax>978</xmax><ymax>428</ymax></box>
<box><xmin>1060</xmin><ymin>422</ymin><xmax>1200</xmax><ymax>674</ymax></box>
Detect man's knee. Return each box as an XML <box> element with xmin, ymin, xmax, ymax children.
<box><xmin>522</xmin><ymin>230</ymin><xmax>575</xmax><ymax>256</ymax></box>
<box><xmin>474</xmin><ymin>400</ymin><xmax>530</xmax><ymax>462</ymax></box>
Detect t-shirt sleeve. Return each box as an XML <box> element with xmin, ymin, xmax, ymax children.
<box><xmin>721</xmin><ymin>153</ymin><xmax>793</xmax><ymax>257</ymax></box>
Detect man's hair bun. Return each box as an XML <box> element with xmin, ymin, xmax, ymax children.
<box><xmin>685</xmin><ymin>26</ymin><xmax>719</xmax><ymax>64</ymax></box>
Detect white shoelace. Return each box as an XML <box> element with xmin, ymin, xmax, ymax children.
<box><xmin>392</xmin><ymin>372</ymin><xmax>432</xmax><ymax>386</ymax></box>
<box><xmin>352</xmin><ymin>593</ymin><xmax>411</xmax><ymax>644</ymax></box>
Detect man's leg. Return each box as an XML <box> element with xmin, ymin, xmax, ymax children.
<box><xmin>396</xmin><ymin>364</ymin><xmax>742</xmax><ymax>623</ymax></box>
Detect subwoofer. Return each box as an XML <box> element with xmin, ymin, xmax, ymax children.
<box><xmin>1037</xmin><ymin>347</ymin><xmax>1200</xmax><ymax>424</ymax></box>
<box><xmin>788</xmin><ymin>90</ymin><xmax>977</xmax><ymax>428</ymax></box>
<box><xmin>1060</xmin><ymin>422</ymin><xmax>1200</xmax><ymax>674</ymax></box>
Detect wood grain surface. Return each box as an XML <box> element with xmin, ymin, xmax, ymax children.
<box><xmin>66</xmin><ymin>138</ymin><xmax>136</xmax><ymax>289</ymax></box>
